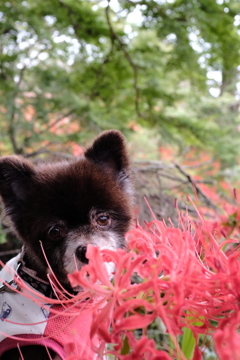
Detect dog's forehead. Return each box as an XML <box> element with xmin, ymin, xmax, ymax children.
<box><xmin>37</xmin><ymin>159</ymin><xmax>117</xmax><ymax>193</ymax></box>
<box><xmin>32</xmin><ymin>159</ymin><xmax>126</xmax><ymax>216</ymax></box>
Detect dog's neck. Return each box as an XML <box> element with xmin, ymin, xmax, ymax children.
<box><xmin>17</xmin><ymin>248</ymin><xmax>78</xmax><ymax>298</ymax></box>
<box><xmin>20</xmin><ymin>248</ymin><xmax>49</xmax><ymax>282</ymax></box>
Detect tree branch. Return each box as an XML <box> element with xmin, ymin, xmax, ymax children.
<box><xmin>24</xmin><ymin>148</ymin><xmax>74</xmax><ymax>159</ymax></box>
<box><xmin>8</xmin><ymin>66</ymin><xmax>28</xmax><ymax>154</ymax></box>
<box><xmin>90</xmin><ymin>44</ymin><xmax>115</xmax><ymax>98</ymax></box>
<box><xmin>174</xmin><ymin>163</ymin><xmax>218</xmax><ymax>211</ymax></box>
<box><xmin>106</xmin><ymin>0</ymin><xmax>146</xmax><ymax>120</ymax></box>
<box><xmin>124</xmin><ymin>0</ymin><xmax>148</xmax><ymax>5</ymax></box>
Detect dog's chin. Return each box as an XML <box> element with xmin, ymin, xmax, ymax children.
<box><xmin>54</xmin><ymin>275</ymin><xmax>84</xmax><ymax>296</ymax></box>
<box><xmin>47</xmin><ymin>273</ymin><xmax>80</xmax><ymax>294</ymax></box>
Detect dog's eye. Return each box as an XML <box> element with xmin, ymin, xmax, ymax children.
<box><xmin>48</xmin><ymin>227</ymin><xmax>62</xmax><ymax>240</ymax></box>
<box><xmin>96</xmin><ymin>215</ymin><xmax>110</xmax><ymax>227</ymax></box>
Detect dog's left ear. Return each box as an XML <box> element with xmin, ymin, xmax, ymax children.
<box><xmin>0</xmin><ymin>156</ymin><xmax>35</xmax><ymax>203</ymax></box>
<box><xmin>85</xmin><ymin>130</ymin><xmax>132</xmax><ymax>195</ymax></box>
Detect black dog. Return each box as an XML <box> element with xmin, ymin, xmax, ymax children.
<box><xmin>0</xmin><ymin>130</ymin><xmax>133</xmax><ymax>360</ymax></box>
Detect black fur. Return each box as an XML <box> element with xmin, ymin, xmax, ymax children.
<box><xmin>0</xmin><ymin>130</ymin><xmax>133</xmax><ymax>360</ymax></box>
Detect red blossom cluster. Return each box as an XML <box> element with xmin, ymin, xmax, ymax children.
<box><xmin>66</xmin><ymin>197</ymin><xmax>240</xmax><ymax>360</ymax></box>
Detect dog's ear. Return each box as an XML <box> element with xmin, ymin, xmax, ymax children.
<box><xmin>0</xmin><ymin>156</ymin><xmax>35</xmax><ymax>205</ymax></box>
<box><xmin>85</xmin><ymin>130</ymin><xmax>132</xmax><ymax>194</ymax></box>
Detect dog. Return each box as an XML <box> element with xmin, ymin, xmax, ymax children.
<box><xmin>0</xmin><ymin>130</ymin><xmax>134</xmax><ymax>360</ymax></box>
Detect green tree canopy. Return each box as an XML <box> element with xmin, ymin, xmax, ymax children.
<box><xmin>0</xmin><ymin>0</ymin><xmax>240</xmax><ymax>166</ymax></box>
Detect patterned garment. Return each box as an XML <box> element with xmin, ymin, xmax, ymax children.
<box><xmin>0</xmin><ymin>254</ymin><xmax>98</xmax><ymax>359</ymax></box>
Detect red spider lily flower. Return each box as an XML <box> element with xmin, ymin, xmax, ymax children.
<box><xmin>192</xmin><ymin>346</ymin><xmax>202</xmax><ymax>360</ymax></box>
<box><xmin>68</xmin><ymin>245</ymin><xmax>158</xmax><ymax>351</ymax></box>
<box><xmin>214</xmin><ymin>312</ymin><xmax>240</xmax><ymax>360</ymax></box>
<box><xmin>67</xmin><ymin>201</ymin><xmax>240</xmax><ymax>359</ymax></box>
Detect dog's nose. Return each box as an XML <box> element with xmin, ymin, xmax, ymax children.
<box><xmin>75</xmin><ymin>246</ymin><xmax>88</xmax><ymax>264</ymax></box>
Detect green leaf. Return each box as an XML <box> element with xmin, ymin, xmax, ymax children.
<box><xmin>181</xmin><ymin>327</ymin><xmax>196</xmax><ymax>360</ymax></box>
<box><xmin>120</xmin><ymin>335</ymin><xmax>130</xmax><ymax>355</ymax></box>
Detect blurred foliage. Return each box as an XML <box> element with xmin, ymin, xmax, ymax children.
<box><xmin>0</xmin><ymin>0</ymin><xmax>240</xmax><ymax>169</ymax></box>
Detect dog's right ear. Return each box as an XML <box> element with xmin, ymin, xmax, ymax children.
<box><xmin>84</xmin><ymin>130</ymin><xmax>133</xmax><ymax>196</ymax></box>
<box><xmin>0</xmin><ymin>156</ymin><xmax>35</xmax><ymax>205</ymax></box>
